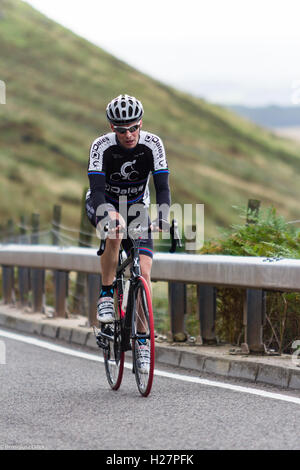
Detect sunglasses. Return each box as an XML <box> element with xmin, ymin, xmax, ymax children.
<box><xmin>114</xmin><ymin>122</ymin><xmax>140</xmax><ymax>134</ymax></box>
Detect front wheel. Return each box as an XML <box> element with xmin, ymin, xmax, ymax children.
<box><xmin>103</xmin><ymin>290</ymin><xmax>124</xmax><ymax>390</ymax></box>
<box><xmin>132</xmin><ymin>277</ymin><xmax>155</xmax><ymax>397</ymax></box>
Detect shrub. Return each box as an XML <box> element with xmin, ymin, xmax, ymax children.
<box><xmin>200</xmin><ymin>205</ymin><xmax>300</xmax><ymax>351</ymax></box>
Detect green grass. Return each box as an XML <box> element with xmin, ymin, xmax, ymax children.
<box><xmin>1</xmin><ymin>0</ymin><xmax>300</xmax><ymax>238</ymax></box>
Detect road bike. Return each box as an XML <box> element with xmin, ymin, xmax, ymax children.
<box><xmin>93</xmin><ymin>219</ymin><xmax>181</xmax><ymax>397</ymax></box>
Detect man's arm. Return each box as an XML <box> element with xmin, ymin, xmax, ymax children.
<box><xmin>153</xmin><ymin>170</ymin><xmax>171</xmax><ymax>227</ymax></box>
<box><xmin>88</xmin><ymin>172</ymin><xmax>107</xmax><ymax>219</ymax></box>
<box><xmin>87</xmin><ymin>138</ymin><xmax>114</xmax><ymax>223</ymax></box>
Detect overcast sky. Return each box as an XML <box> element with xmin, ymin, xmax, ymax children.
<box><xmin>24</xmin><ymin>0</ymin><xmax>300</xmax><ymax>106</ymax></box>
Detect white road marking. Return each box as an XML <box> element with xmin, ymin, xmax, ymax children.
<box><xmin>0</xmin><ymin>328</ymin><xmax>300</xmax><ymax>405</ymax></box>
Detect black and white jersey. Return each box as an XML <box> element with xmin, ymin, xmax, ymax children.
<box><xmin>87</xmin><ymin>130</ymin><xmax>170</xmax><ymax>221</ymax></box>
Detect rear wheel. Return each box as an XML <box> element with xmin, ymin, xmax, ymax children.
<box><xmin>103</xmin><ymin>290</ymin><xmax>124</xmax><ymax>390</ymax></box>
<box><xmin>132</xmin><ymin>277</ymin><xmax>155</xmax><ymax>397</ymax></box>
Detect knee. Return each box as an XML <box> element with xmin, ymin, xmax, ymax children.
<box><xmin>106</xmin><ymin>237</ymin><xmax>122</xmax><ymax>252</ymax></box>
<box><xmin>141</xmin><ymin>270</ymin><xmax>151</xmax><ymax>283</ymax></box>
<box><xmin>140</xmin><ymin>258</ymin><xmax>152</xmax><ymax>282</ymax></box>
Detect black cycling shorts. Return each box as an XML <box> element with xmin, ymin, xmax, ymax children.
<box><xmin>85</xmin><ymin>193</ymin><xmax>154</xmax><ymax>259</ymax></box>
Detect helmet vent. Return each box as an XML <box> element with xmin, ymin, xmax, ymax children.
<box><xmin>106</xmin><ymin>94</ymin><xmax>144</xmax><ymax>124</ymax></box>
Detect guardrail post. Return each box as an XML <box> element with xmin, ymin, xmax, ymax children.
<box><xmin>73</xmin><ymin>188</ymin><xmax>93</xmax><ymax>316</ymax></box>
<box><xmin>51</xmin><ymin>205</ymin><xmax>61</xmax><ymax>246</ymax></box>
<box><xmin>51</xmin><ymin>205</ymin><xmax>69</xmax><ymax>317</ymax></box>
<box><xmin>18</xmin><ymin>215</ymin><xmax>30</xmax><ymax>307</ymax></box>
<box><xmin>6</xmin><ymin>219</ymin><xmax>15</xmax><ymax>243</ymax></box>
<box><xmin>197</xmin><ymin>285</ymin><xmax>217</xmax><ymax>344</ymax></box>
<box><xmin>18</xmin><ymin>265</ymin><xmax>30</xmax><ymax>307</ymax></box>
<box><xmin>168</xmin><ymin>282</ymin><xmax>187</xmax><ymax>342</ymax></box>
<box><xmin>2</xmin><ymin>219</ymin><xmax>15</xmax><ymax>304</ymax></box>
<box><xmin>2</xmin><ymin>266</ymin><xmax>14</xmax><ymax>304</ymax></box>
<box><xmin>242</xmin><ymin>289</ymin><xmax>266</xmax><ymax>353</ymax></box>
<box><xmin>87</xmin><ymin>273</ymin><xmax>101</xmax><ymax>326</ymax></box>
<box><xmin>242</xmin><ymin>199</ymin><xmax>266</xmax><ymax>353</ymax></box>
<box><xmin>30</xmin><ymin>213</ymin><xmax>45</xmax><ymax>312</ymax></box>
<box><xmin>55</xmin><ymin>270</ymin><xmax>68</xmax><ymax>317</ymax></box>
<box><xmin>247</xmin><ymin>199</ymin><xmax>260</xmax><ymax>224</ymax></box>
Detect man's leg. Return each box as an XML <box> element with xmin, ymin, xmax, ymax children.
<box><xmin>136</xmin><ymin>254</ymin><xmax>153</xmax><ymax>333</ymax></box>
<box><xmin>97</xmin><ymin>211</ymin><xmax>125</xmax><ymax>323</ymax></box>
<box><xmin>100</xmin><ymin>237</ymin><xmax>122</xmax><ymax>285</ymax></box>
<box><xmin>140</xmin><ymin>254</ymin><xmax>152</xmax><ymax>297</ymax></box>
<box><xmin>135</xmin><ymin>254</ymin><xmax>153</xmax><ymax>372</ymax></box>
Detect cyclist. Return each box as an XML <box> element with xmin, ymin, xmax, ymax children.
<box><xmin>86</xmin><ymin>94</ymin><xmax>170</xmax><ymax>370</ymax></box>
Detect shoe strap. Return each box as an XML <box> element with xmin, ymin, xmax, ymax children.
<box><xmin>99</xmin><ymin>296</ymin><xmax>113</xmax><ymax>303</ymax></box>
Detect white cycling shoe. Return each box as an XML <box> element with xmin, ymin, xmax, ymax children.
<box><xmin>136</xmin><ymin>342</ymin><xmax>150</xmax><ymax>374</ymax></box>
<box><xmin>97</xmin><ymin>297</ymin><xmax>115</xmax><ymax>323</ymax></box>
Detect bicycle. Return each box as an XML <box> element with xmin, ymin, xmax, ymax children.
<box><xmin>93</xmin><ymin>219</ymin><xmax>181</xmax><ymax>397</ymax></box>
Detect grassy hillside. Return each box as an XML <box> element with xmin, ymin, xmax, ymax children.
<box><xmin>0</xmin><ymin>0</ymin><xmax>300</xmax><ymax>240</ymax></box>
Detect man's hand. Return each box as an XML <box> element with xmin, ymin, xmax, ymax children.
<box><xmin>150</xmin><ymin>218</ymin><xmax>170</xmax><ymax>232</ymax></box>
<box><xmin>107</xmin><ymin>211</ymin><xmax>126</xmax><ymax>238</ymax></box>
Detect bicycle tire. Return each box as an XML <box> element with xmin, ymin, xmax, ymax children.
<box><xmin>132</xmin><ymin>276</ymin><xmax>155</xmax><ymax>397</ymax></box>
<box><xmin>103</xmin><ymin>289</ymin><xmax>125</xmax><ymax>390</ymax></box>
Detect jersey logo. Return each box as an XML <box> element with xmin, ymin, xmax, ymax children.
<box><xmin>111</xmin><ymin>160</ymin><xmax>139</xmax><ymax>181</ymax></box>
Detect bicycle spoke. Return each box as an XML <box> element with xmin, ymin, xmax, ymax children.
<box><xmin>132</xmin><ymin>277</ymin><xmax>155</xmax><ymax>397</ymax></box>
<box><xmin>103</xmin><ymin>289</ymin><xmax>124</xmax><ymax>390</ymax></box>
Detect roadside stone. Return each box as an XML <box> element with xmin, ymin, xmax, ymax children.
<box><xmin>0</xmin><ymin>313</ymin><xmax>42</xmax><ymax>335</ymax></box>
<box><xmin>179</xmin><ymin>351</ymin><xmax>205</xmax><ymax>371</ymax></box>
<box><xmin>155</xmin><ymin>345</ymin><xmax>181</xmax><ymax>367</ymax></box>
<box><xmin>288</xmin><ymin>370</ymin><xmax>300</xmax><ymax>390</ymax></box>
<box><xmin>70</xmin><ymin>328</ymin><xmax>89</xmax><ymax>346</ymax></box>
<box><xmin>86</xmin><ymin>332</ymin><xmax>99</xmax><ymax>350</ymax></box>
<box><xmin>204</xmin><ymin>357</ymin><xmax>230</xmax><ymax>376</ymax></box>
<box><xmin>58</xmin><ymin>327</ymin><xmax>72</xmax><ymax>343</ymax></box>
<box><xmin>256</xmin><ymin>364</ymin><xmax>290</xmax><ymax>388</ymax></box>
<box><xmin>228</xmin><ymin>360</ymin><xmax>258</xmax><ymax>382</ymax></box>
<box><xmin>41</xmin><ymin>323</ymin><xmax>59</xmax><ymax>339</ymax></box>
<box><xmin>15</xmin><ymin>318</ymin><xmax>43</xmax><ymax>335</ymax></box>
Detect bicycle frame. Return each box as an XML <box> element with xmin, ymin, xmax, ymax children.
<box><xmin>113</xmin><ymin>237</ymin><xmax>144</xmax><ymax>353</ymax></box>
<box><xmin>95</xmin><ymin>219</ymin><xmax>181</xmax><ymax>395</ymax></box>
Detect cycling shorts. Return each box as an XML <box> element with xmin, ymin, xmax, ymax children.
<box><xmin>85</xmin><ymin>193</ymin><xmax>154</xmax><ymax>259</ymax></box>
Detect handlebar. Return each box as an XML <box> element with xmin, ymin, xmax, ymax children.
<box><xmin>169</xmin><ymin>219</ymin><xmax>182</xmax><ymax>253</ymax></box>
<box><xmin>97</xmin><ymin>219</ymin><xmax>182</xmax><ymax>256</ymax></box>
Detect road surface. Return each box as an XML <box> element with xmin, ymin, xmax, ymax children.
<box><xmin>0</xmin><ymin>328</ymin><xmax>299</xmax><ymax>450</ymax></box>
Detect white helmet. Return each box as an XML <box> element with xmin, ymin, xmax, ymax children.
<box><xmin>106</xmin><ymin>94</ymin><xmax>144</xmax><ymax>125</ymax></box>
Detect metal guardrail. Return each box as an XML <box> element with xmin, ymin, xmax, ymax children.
<box><xmin>1</xmin><ymin>244</ymin><xmax>300</xmax><ymax>354</ymax></box>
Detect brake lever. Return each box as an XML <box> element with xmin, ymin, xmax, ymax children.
<box><xmin>97</xmin><ymin>223</ymin><xmax>109</xmax><ymax>256</ymax></box>
<box><xmin>169</xmin><ymin>219</ymin><xmax>182</xmax><ymax>253</ymax></box>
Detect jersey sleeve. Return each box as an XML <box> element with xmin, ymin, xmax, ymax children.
<box><xmin>149</xmin><ymin>134</ymin><xmax>169</xmax><ymax>174</ymax></box>
<box><xmin>87</xmin><ymin>137</ymin><xmax>107</xmax><ymax>174</ymax></box>
<box><xmin>141</xmin><ymin>132</ymin><xmax>171</xmax><ymax>222</ymax></box>
<box><xmin>87</xmin><ymin>136</ymin><xmax>113</xmax><ymax>222</ymax></box>
<box><xmin>153</xmin><ymin>171</ymin><xmax>171</xmax><ymax>223</ymax></box>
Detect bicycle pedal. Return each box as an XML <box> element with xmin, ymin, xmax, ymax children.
<box><xmin>121</xmin><ymin>339</ymin><xmax>132</xmax><ymax>352</ymax></box>
<box><xmin>103</xmin><ymin>325</ymin><xmax>114</xmax><ymax>337</ymax></box>
<box><xmin>96</xmin><ymin>335</ymin><xmax>109</xmax><ymax>350</ymax></box>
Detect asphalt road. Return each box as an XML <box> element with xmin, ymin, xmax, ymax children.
<box><xmin>0</xmin><ymin>330</ymin><xmax>300</xmax><ymax>450</ymax></box>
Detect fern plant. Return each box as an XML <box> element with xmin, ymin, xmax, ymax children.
<box><xmin>200</xmin><ymin>205</ymin><xmax>300</xmax><ymax>351</ymax></box>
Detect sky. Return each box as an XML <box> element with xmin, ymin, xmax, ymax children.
<box><xmin>24</xmin><ymin>0</ymin><xmax>300</xmax><ymax>106</ymax></box>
